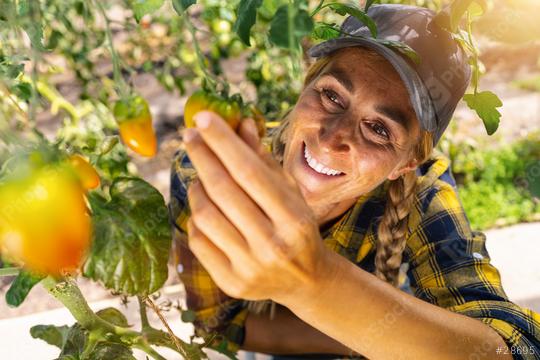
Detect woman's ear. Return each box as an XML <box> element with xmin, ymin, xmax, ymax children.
<box><xmin>387</xmin><ymin>157</ymin><xmax>419</xmax><ymax>181</ymax></box>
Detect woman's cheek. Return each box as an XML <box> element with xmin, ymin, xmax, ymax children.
<box><xmin>353</xmin><ymin>153</ymin><xmax>392</xmax><ymax>188</ymax></box>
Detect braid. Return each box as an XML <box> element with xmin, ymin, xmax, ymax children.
<box><xmin>374</xmin><ymin>130</ymin><xmax>434</xmax><ymax>286</ymax></box>
<box><xmin>374</xmin><ymin>170</ymin><xmax>418</xmax><ymax>286</ymax></box>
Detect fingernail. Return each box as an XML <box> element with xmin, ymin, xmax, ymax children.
<box><xmin>194</xmin><ymin>112</ymin><xmax>211</xmax><ymax>129</ymax></box>
<box><xmin>183</xmin><ymin>128</ymin><xmax>196</xmax><ymax>143</ymax></box>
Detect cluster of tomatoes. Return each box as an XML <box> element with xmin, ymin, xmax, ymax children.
<box><xmin>0</xmin><ymin>89</ymin><xmax>265</xmax><ymax>276</ymax></box>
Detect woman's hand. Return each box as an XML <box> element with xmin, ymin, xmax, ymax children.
<box><xmin>183</xmin><ymin>111</ymin><xmax>329</xmax><ymax>304</ymax></box>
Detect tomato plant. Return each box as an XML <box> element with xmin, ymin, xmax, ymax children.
<box><xmin>0</xmin><ymin>0</ymin><xmax>517</xmax><ymax>359</ymax></box>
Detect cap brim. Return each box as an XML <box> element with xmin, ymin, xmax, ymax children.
<box><xmin>308</xmin><ymin>37</ymin><xmax>438</xmax><ymax>133</ymax></box>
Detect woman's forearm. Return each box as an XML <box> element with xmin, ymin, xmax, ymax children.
<box><xmin>279</xmin><ymin>250</ymin><xmax>513</xmax><ymax>360</ymax></box>
<box><xmin>242</xmin><ymin>305</ymin><xmax>354</xmax><ymax>356</ymax></box>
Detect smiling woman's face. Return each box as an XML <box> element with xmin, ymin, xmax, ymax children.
<box><xmin>282</xmin><ymin>47</ymin><xmax>422</xmax><ymax>224</ymax></box>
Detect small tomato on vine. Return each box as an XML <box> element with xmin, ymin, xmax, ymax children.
<box><xmin>184</xmin><ymin>90</ymin><xmax>242</xmax><ymax>131</ymax></box>
<box><xmin>68</xmin><ymin>154</ymin><xmax>100</xmax><ymax>190</ymax></box>
<box><xmin>113</xmin><ymin>96</ymin><xmax>157</xmax><ymax>158</ymax></box>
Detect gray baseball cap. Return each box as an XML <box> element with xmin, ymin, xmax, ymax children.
<box><xmin>308</xmin><ymin>4</ymin><xmax>472</xmax><ymax>146</ymax></box>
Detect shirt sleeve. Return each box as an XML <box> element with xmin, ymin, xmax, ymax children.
<box><xmin>169</xmin><ymin>148</ymin><xmax>248</xmax><ymax>352</ymax></box>
<box><xmin>405</xmin><ymin>180</ymin><xmax>540</xmax><ymax>360</ymax></box>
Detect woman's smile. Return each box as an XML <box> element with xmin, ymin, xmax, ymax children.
<box><xmin>302</xmin><ymin>142</ymin><xmax>345</xmax><ymax>177</ymax></box>
<box><xmin>293</xmin><ymin>141</ymin><xmax>348</xmax><ymax>199</ymax></box>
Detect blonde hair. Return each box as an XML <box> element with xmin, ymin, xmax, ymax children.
<box><xmin>272</xmin><ymin>49</ymin><xmax>434</xmax><ymax>287</ymax></box>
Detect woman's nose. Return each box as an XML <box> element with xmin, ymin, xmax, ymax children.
<box><xmin>318</xmin><ymin>120</ymin><xmax>352</xmax><ymax>154</ymax></box>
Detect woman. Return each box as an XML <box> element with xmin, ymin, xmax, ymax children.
<box><xmin>169</xmin><ymin>4</ymin><xmax>540</xmax><ymax>360</ymax></box>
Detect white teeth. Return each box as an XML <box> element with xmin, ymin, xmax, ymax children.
<box><xmin>303</xmin><ymin>146</ymin><xmax>343</xmax><ymax>176</ymax></box>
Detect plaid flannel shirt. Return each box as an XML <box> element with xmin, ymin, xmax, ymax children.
<box><xmin>169</xmin><ymin>145</ymin><xmax>540</xmax><ymax>359</ymax></box>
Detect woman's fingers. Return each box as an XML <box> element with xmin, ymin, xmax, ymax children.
<box><xmin>188</xmin><ymin>181</ymin><xmax>251</xmax><ymax>261</ymax></box>
<box><xmin>184</xmin><ymin>129</ymin><xmax>278</xmax><ymax>250</ymax></box>
<box><xmin>239</xmin><ymin>118</ymin><xmax>283</xmax><ymax>173</ymax></box>
<box><xmin>190</xmin><ymin>111</ymin><xmax>301</xmax><ymax>223</ymax></box>
<box><xmin>186</xmin><ymin>218</ymin><xmax>236</xmax><ymax>289</ymax></box>
<box><xmin>238</xmin><ymin>118</ymin><xmax>260</xmax><ymax>151</ymax></box>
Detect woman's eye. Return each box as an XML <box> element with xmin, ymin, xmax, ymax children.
<box><xmin>369</xmin><ymin>122</ymin><xmax>390</xmax><ymax>140</ymax></box>
<box><xmin>321</xmin><ymin>88</ymin><xmax>342</xmax><ymax>107</ymax></box>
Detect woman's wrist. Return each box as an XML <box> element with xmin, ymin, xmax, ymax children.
<box><xmin>277</xmin><ymin>247</ymin><xmax>344</xmax><ymax>313</ymax></box>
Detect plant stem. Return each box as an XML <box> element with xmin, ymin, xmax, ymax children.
<box><xmin>133</xmin><ymin>343</ymin><xmax>168</xmax><ymax>360</ymax></box>
<box><xmin>0</xmin><ymin>267</ymin><xmax>20</xmax><ymax>277</ymax></box>
<box><xmin>310</xmin><ymin>0</ymin><xmax>326</xmax><ymax>17</ymax></box>
<box><xmin>21</xmin><ymin>75</ymin><xmax>80</xmax><ymax>120</ymax></box>
<box><xmin>41</xmin><ymin>276</ymin><xmax>112</xmax><ymax>331</ymax></box>
<box><xmin>183</xmin><ymin>11</ymin><xmax>218</xmax><ymax>92</ymax></box>
<box><xmin>465</xmin><ymin>11</ymin><xmax>479</xmax><ymax>94</ymax></box>
<box><xmin>0</xmin><ymin>81</ymin><xmax>29</xmax><ymax>125</ymax></box>
<box><xmin>27</xmin><ymin>0</ymin><xmax>41</xmax><ymax>125</ymax></box>
<box><xmin>138</xmin><ymin>295</ymin><xmax>151</xmax><ymax>330</ymax></box>
<box><xmin>95</xmin><ymin>0</ymin><xmax>130</xmax><ymax>99</ymax></box>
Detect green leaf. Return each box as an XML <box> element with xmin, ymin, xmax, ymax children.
<box><xmin>96</xmin><ymin>307</ymin><xmax>130</xmax><ymax>327</ymax></box>
<box><xmin>131</xmin><ymin>0</ymin><xmax>165</xmax><ymax>22</ymax></box>
<box><xmin>32</xmin><ymin>322</ymin><xmax>135</xmax><ymax>359</ymax></box>
<box><xmin>59</xmin><ymin>324</ymin><xmax>87</xmax><ymax>357</ymax></box>
<box><xmin>5</xmin><ymin>63</ymin><xmax>24</xmax><ymax>79</ymax></box>
<box><xmin>379</xmin><ymin>40</ymin><xmax>421</xmax><ymax>65</ymax></box>
<box><xmin>434</xmin><ymin>0</ymin><xmax>487</xmax><ymax>33</ymax></box>
<box><xmin>13</xmin><ymin>82</ymin><xmax>32</xmax><ymax>101</ymax></box>
<box><xmin>5</xmin><ymin>270</ymin><xmax>44</xmax><ymax>307</ymax></box>
<box><xmin>364</xmin><ymin>0</ymin><xmax>378</xmax><ymax>12</ymax></box>
<box><xmin>269</xmin><ymin>5</ymin><xmax>313</xmax><ymax>49</ymax></box>
<box><xmin>84</xmin><ymin>177</ymin><xmax>172</xmax><ymax>296</ymax></box>
<box><xmin>311</xmin><ymin>23</ymin><xmax>340</xmax><ymax>41</ymax></box>
<box><xmin>233</xmin><ymin>0</ymin><xmax>263</xmax><ymax>46</ymax></box>
<box><xmin>88</xmin><ymin>342</ymin><xmax>136</xmax><ymax>360</ymax></box>
<box><xmin>172</xmin><ymin>0</ymin><xmax>196</xmax><ymax>15</ymax></box>
<box><xmin>463</xmin><ymin>91</ymin><xmax>503</xmax><ymax>135</ymax></box>
<box><xmin>30</xmin><ymin>324</ymin><xmax>70</xmax><ymax>349</ymax></box>
<box><xmin>328</xmin><ymin>3</ymin><xmax>377</xmax><ymax>38</ymax></box>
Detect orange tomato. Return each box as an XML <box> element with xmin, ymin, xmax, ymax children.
<box><xmin>68</xmin><ymin>154</ymin><xmax>100</xmax><ymax>190</ymax></box>
<box><xmin>184</xmin><ymin>90</ymin><xmax>242</xmax><ymax>131</ymax></box>
<box><xmin>0</xmin><ymin>164</ymin><xmax>91</xmax><ymax>275</ymax></box>
<box><xmin>114</xmin><ymin>96</ymin><xmax>157</xmax><ymax>157</ymax></box>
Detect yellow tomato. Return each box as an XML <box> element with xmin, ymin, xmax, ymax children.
<box><xmin>118</xmin><ymin>118</ymin><xmax>157</xmax><ymax>158</ymax></box>
<box><xmin>68</xmin><ymin>154</ymin><xmax>100</xmax><ymax>190</ymax></box>
<box><xmin>0</xmin><ymin>165</ymin><xmax>91</xmax><ymax>275</ymax></box>
<box><xmin>114</xmin><ymin>96</ymin><xmax>157</xmax><ymax>158</ymax></box>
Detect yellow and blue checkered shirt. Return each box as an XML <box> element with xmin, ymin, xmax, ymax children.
<box><xmin>169</xmin><ymin>146</ymin><xmax>540</xmax><ymax>359</ymax></box>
